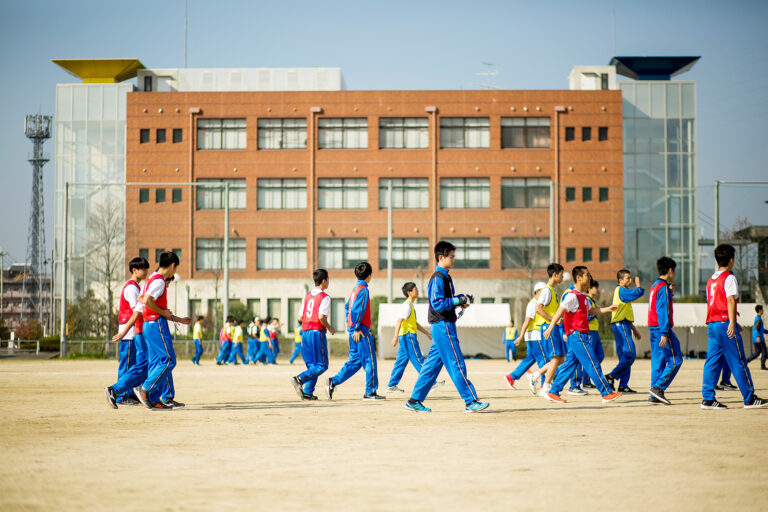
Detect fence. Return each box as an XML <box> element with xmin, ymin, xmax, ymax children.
<box><xmin>1</xmin><ymin>340</ymin><xmax>41</xmax><ymax>355</ymax></box>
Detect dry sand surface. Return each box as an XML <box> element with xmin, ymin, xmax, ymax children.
<box><xmin>1</xmin><ymin>356</ymin><xmax>767</xmax><ymax>511</ymax></box>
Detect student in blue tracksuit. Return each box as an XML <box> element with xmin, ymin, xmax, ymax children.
<box><xmin>504</xmin><ymin>282</ymin><xmax>548</xmax><ymax>390</ymax></box>
<box><xmin>647</xmin><ymin>257</ymin><xmax>683</xmax><ymax>405</ymax></box>
<box><xmin>606</xmin><ymin>269</ymin><xmax>644</xmax><ymax>393</ymax></box>
<box><xmin>191</xmin><ymin>316</ymin><xmax>204</xmax><ymax>365</ymax></box>
<box><xmin>269</xmin><ymin>318</ymin><xmax>282</xmax><ymax>363</ymax></box>
<box><xmin>289</xmin><ymin>320</ymin><xmax>303</xmax><ymax>364</ymax></box>
<box><xmin>405</xmin><ymin>241</ymin><xmax>489</xmax><ymax>413</ymax></box>
<box><xmin>254</xmin><ymin>317</ymin><xmax>272</xmax><ymax>364</ymax></box>
<box><xmin>581</xmin><ymin>281</ymin><xmax>606</xmax><ymax>389</ymax></box>
<box><xmin>528</xmin><ymin>263</ymin><xmax>565</xmax><ymax>396</ymax></box>
<box><xmin>246</xmin><ymin>317</ymin><xmax>260</xmax><ymax>364</ymax></box>
<box><xmin>216</xmin><ymin>316</ymin><xmax>234</xmax><ymax>365</ymax></box>
<box><xmin>326</xmin><ymin>262</ymin><xmax>383</xmax><ymax>400</ymax></box>
<box><xmin>503</xmin><ymin>321</ymin><xmax>518</xmax><ymax>362</ymax></box>
<box><xmin>747</xmin><ymin>305</ymin><xmax>768</xmax><ymax>369</ymax></box>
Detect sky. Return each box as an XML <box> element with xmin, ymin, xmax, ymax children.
<box><xmin>0</xmin><ymin>0</ymin><xmax>766</xmax><ymax>267</ymax></box>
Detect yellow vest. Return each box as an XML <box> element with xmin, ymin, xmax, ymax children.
<box><xmin>611</xmin><ymin>286</ymin><xmax>634</xmax><ymax>323</ymax></box>
<box><xmin>587</xmin><ymin>297</ymin><xmax>599</xmax><ymax>331</ymax></box>
<box><xmin>533</xmin><ymin>285</ymin><xmax>559</xmax><ymax>329</ymax></box>
<box><xmin>233</xmin><ymin>325</ymin><xmax>243</xmax><ymax>344</ymax></box>
<box><xmin>259</xmin><ymin>328</ymin><xmax>269</xmax><ymax>342</ymax></box>
<box><xmin>505</xmin><ymin>327</ymin><xmax>517</xmax><ymax>340</ymax></box>
<box><xmin>193</xmin><ymin>323</ymin><xmax>202</xmax><ymax>340</ymax></box>
<box><xmin>526</xmin><ymin>299</ymin><xmax>538</xmax><ymax>332</ymax></box>
<box><xmin>399</xmin><ymin>300</ymin><xmax>418</xmax><ymax>335</ymax></box>
<box><xmin>294</xmin><ymin>328</ymin><xmax>302</xmax><ymax>343</ymax></box>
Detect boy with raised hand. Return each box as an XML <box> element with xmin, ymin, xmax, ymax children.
<box><xmin>291</xmin><ymin>269</ymin><xmax>336</xmax><ymax>400</ymax></box>
<box><xmin>386</xmin><ymin>282</ymin><xmax>436</xmax><ymax>393</ymax></box>
<box><xmin>581</xmin><ymin>280</ymin><xmax>606</xmax><ymax>389</ymax></box>
<box><xmin>132</xmin><ymin>251</ymin><xmax>191</xmax><ymax>410</ymax></box>
<box><xmin>527</xmin><ymin>263</ymin><xmax>564</xmax><ymax>396</ymax></box>
<box><xmin>543</xmin><ymin>267</ymin><xmax>622</xmax><ymax>404</ymax></box>
<box><xmin>326</xmin><ymin>262</ymin><xmax>384</xmax><ymax>400</ymax></box>
<box><xmin>503</xmin><ymin>321</ymin><xmax>518</xmax><ymax>362</ymax></box>
<box><xmin>504</xmin><ymin>282</ymin><xmax>548</xmax><ymax>390</ymax></box>
<box><xmin>606</xmin><ymin>269</ymin><xmax>644</xmax><ymax>393</ymax></box>
<box><xmin>104</xmin><ymin>256</ymin><xmax>149</xmax><ymax>408</ymax></box>
<box><xmin>701</xmin><ymin>244</ymin><xmax>768</xmax><ymax>409</ymax></box>
<box><xmin>228</xmin><ymin>319</ymin><xmax>247</xmax><ymax>365</ymax></box>
<box><xmin>647</xmin><ymin>257</ymin><xmax>683</xmax><ymax>405</ymax></box>
<box><xmin>289</xmin><ymin>320</ymin><xmax>303</xmax><ymax>364</ymax></box>
<box><xmin>405</xmin><ymin>241</ymin><xmax>489</xmax><ymax>413</ymax></box>
<box><xmin>191</xmin><ymin>316</ymin><xmax>204</xmax><ymax>365</ymax></box>
<box><xmin>747</xmin><ymin>305</ymin><xmax>768</xmax><ymax>369</ymax></box>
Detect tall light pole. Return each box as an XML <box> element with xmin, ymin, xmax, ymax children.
<box><xmin>223</xmin><ymin>181</ymin><xmax>230</xmax><ymax>324</ymax></box>
<box><xmin>0</xmin><ymin>249</ymin><xmax>7</xmax><ymax>322</ymax></box>
<box><xmin>387</xmin><ymin>179</ymin><xmax>393</xmax><ymax>303</ymax></box>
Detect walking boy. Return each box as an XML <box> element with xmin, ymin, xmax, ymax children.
<box><xmin>289</xmin><ymin>320</ymin><xmax>303</xmax><ymax>364</ymax></box>
<box><xmin>191</xmin><ymin>316</ymin><xmax>204</xmax><ymax>365</ymax></box>
<box><xmin>747</xmin><ymin>305</ymin><xmax>768</xmax><ymax>369</ymax></box>
<box><xmin>216</xmin><ymin>316</ymin><xmax>234</xmax><ymax>365</ymax></box>
<box><xmin>581</xmin><ymin>280</ymin><xmax>606</xmax><ymax>389</ymax></box>
<box><xmin>405</xmin><ymin>241</ymin><xmax>489</xmax><ymax>413</ymax></box>
<box><xmin>386</xmin><ymin>282</ymin><xmax>434</xmax><ymax>393</ymax></box>
<box><xmin>504</xmin><ymin>282</ymin><xmax>548</xmax><ymax>390</ymax></box>
<box><xmin>326</xmin><ymin>262</ymin><xmax>384</xmax><ymax>400</ymax></box>
<box><xmin>647</xmin><ymin>257</ymin><xmax>683</xmax><ymax>405</ymax></box>
<box><xmin>246</xmin><ymin>317</ymin><xmax>259</xmax><ymax>364</ymax></box>
<box><xmin>701</xmin><ymin>244</ymin><xmax>767</xmax><ymax>409</ymax></box>
<box><xmin>503</xmin><ymin>321</ymin><xmax>518</xmax><ymax>362</ymax></box>
<box><xmin>291</xmin><ymin>269</ymin><xmax>336</xmax><ymax>400</ymax></box>
<box><xmin>255</xmin><ymin>317</ymin><xmax>272</xmax><ymax>364</ymax></box>
<box><xmin>527</xmin><ymin>263</ymin><xmax>564</xmax><ymax>396</ymax></box>
<box><xmin>606</xmin><ymin>269</ymin><xmax>644</xmax><ymax>393</ymax></box>
<box><xmin>228</xmin><ymin>319</ymin><xmax>247</xmax><ymax>364</ymax></box>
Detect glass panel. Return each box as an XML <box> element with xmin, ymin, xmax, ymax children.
<box><xmin>651</xmin><ymin>119</ymin><xmax>665</xmax><ymax>153</ymax></box>
<box><xmin>681</xmin><ymin>84</ymin><xmax>695</xmax><ymax>117</ymax></box>
<box><xmin>501</xmin><ymin>238</ymin><xmax>550</xmax><ymax>269</ymax></box>
<box><xmin>634</xmin><ymin>84</ymin><xmax>650</xmax><ymax>118</ymax></box>
<box><xmin>634</xmin><ymin>118</ymin><xmax>650</xmax><ymax>153</ymax></box>
<box><xmin>56</xmin><ymin>86</ymin><xmax>72</xmax><ymax>121</ymax></box>
<box><xmin>667</xmin><ymin>154</ymin><xmax>681</xmax><ymax>188</ymax></box>
<box><xmin>681</xmin><ymin>119</ymin><xmax>695</xmax><ymax>153</ymax></box>
<box><xmin>87</xmin><ymin>86</ymin><xmax>101</xmax><ymax>120</ymax></box>
<box><xmin>667</xmin><ymin>119</ymin><xmax>681</xmax><ymax>153</ymax></box>
<box><xmin>620</xmin><ymin>82</ymin><xmax>635</xmax><ymax>118</ymax></box>
<box><xmin>666</xmin><ymin>83</ymin><xmax>680</xmax><ymax>117</ymax></box>
<box><xmin>651</xmin><ymin>84</ymin><xmax>665</xmax><ymax>118</ymax></box>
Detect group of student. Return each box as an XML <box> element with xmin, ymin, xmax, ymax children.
<box><xmin>201</xmin><ymin>315</ymin><xmax>284</xmax><ymax>366</ymax></box>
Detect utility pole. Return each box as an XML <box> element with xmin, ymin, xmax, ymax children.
<box><xmin>0</xmin><ymin>250</ymin><xmax>7</xmax><ymax>322</ymax></box>
<box><xmin>60</xmin><ymin>182</ymin><xmax>69</xmax><ymax>357</ymax></box>
<box><xmin>223</xmin><ymin>181</ymin><xmax>230</xmax><ymax>324</ymax></box>
<box><xmin>387</xmin><ymin>179</ymin><xmax>393</xmax><ymax>303</ymax></box>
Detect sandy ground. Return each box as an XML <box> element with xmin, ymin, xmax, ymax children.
<box><xmin>1</xmin><ymin>356</ymin><xmax>767</xmax><ymax>512</ymax></box>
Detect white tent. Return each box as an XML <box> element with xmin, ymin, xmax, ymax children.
<box><xmin>631</xmin><ymin>303</ymin><xmax>758</xmax><ymax>328</ymax></box>
<box><xmin>377</xmin><ymin>304</ymin><xmax>510</xmax><ymax>359</ymax></box>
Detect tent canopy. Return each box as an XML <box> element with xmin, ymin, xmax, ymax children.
<box><xmin>377</xmin><ymin>304</ymin><xmax>510</xmax><ymax>328</ymax></box>
<box><xmin>631</xmin><ymin>303</ymin><xmax>758</xmax><ymax>328</ymax></box>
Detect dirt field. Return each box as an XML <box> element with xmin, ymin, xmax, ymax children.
<box><xmin>1</xmin><ymin>356</ymin><xmax>766</xmax><ymax>511</ymax></box>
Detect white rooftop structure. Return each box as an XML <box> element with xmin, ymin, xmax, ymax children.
<box><xmin>568</xmin><ymin>65</ymin><xmax>618</xmax><ymax>90</ymax></box>
<box><xmin>137</xmin><ymin>67</ymin><xmax>346</xmax><ymax>92</ymax></box>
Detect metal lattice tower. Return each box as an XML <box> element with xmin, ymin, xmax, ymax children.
<box><xmin>22</xmin><ymin>115</ymin><xmax>52</xmax><ymax>326</ymax></box>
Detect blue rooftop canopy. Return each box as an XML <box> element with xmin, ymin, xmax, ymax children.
<box><xmin>609</xmin><ymin>56</ymin><xmax>700</xmax><ymax>80</ymax></box>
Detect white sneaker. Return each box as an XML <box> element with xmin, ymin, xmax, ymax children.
<box><xmin>431</xmin><ymin>380</ymin><xmax>446</xmax><ymax>390</ymax></box>
<box><xmin>527</xmin><ymin>374</ymin><xmax>538</xmax><ymax>395</ymax></box>
<box><xmin>386</xmin><ymin>385</ymin><xmax>405</xmax><ymax>393</ymax></box>
<box><xmin>538</xmin><ymin>383</ymin><xmax>550</xmax><ymax>398</ymax></box>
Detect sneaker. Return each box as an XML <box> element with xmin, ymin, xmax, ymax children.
<box><xmin>605</xmin><ymin>374</ymin><xmax>615</xmax><ymax>391</ymax></box>
<box><xmin>537</xmin><ymin>383</ymin><xmax>550</xmax><ymax>398</ymax></box>
<box><xmin>363</xmin><ymin>393</ymin><xmax>386</xmax><ymax>401</ymax></box>
<box><xmin>744</xmin><ymin>396</ymin><xmax>768</xmax><ymax>409</ymax></box>
<box><xmin>290</xmin><ymin>376</ymin><xmax>304</xmax><ymax>399</ymax></box>
<box><xmin>465</xmin><ymin>401</ymin><xmax>490</xmax><ymax>412</ymax></box>
<box><xmin>719</xmin><ymin>382</ymin><xmax>738</xmax><ymax>391</ymax></box>
<box><xmin>150</xmin><ymin>401</ymin><xmax>174</xmax><ymax>411</ymax></box>
<box><xmin>326</xmin><ymin>378</ymin><xmax>336</xmax><ymax>400</ymax></box>
<box><xmin>527</xmin><ymin>373</ymin><xmax>539</xmax><ymax>395</ymax></box>
<box><xmin>546</xmin><ymin>393</ymin><xmax>567</xmax><ymax>404</ymax></box>
<box><xmin>163</xmin><ymin>400</ymin><xmax>185</xmax><ymax>408</ymax></box>
<box><xmin>583</xmin><ymin>382</ymin><xmax>596</xmax><ymax>389</ymax></box>
<box><xmin>649</xmin><ymin>387</ymin><xmax>671</xmax><ymax>405</ymax></box>
<box><xmin>432</xmin><ymin>380</ymin><xmax>446</xmax><ymax>390</ymax></box>
<box><xmin>404</xmin><ymin>400</ymin><xmax>431</xmax><ymax>413</ymax></box>
<box><xmin>119</xmin><ymin>396</ymin><xmax>141</xmax><ymax>406</ymax></box>
<box><xmin>104</xmin><ymin>386</ymin><xmax>118</xmax><ymax>409</ymax></box>
<box><xmin>648</xmin><ymin>395</ymin><xmax>662</xmax><ymax>404</ymax></box>
<box><xmin>386</xmin><ymin>385</ymin><xmax>405</xmax><ymax>393</ymax></box>
<box><xmin>301</xmin><ymin>393</ymin><xmax>319</xmax><ymax>401</ymax></box>
<box><xmin>504</xmin><ymin>374</ymin><xmax>516</xmax><ymax>390</ymax></box>
<box><xmin>133</xmin><ymin>386</ymin><xmax>152</xmax><ymax>409</ymax></box>
<box><xmin>618</xmin><ymin>386</ymin><xmax>637</xmax><ymax>394</ymax></box>
<box><xmin>715</xmin><ymin>385</ymin><xmax>724</xmax><ymax>391</ymax></box>
<box><xmin>602</xmin><ymin>391</ymin><xmax>623</xmax><ymax>403</ymax></box>
<box><xmin>701</xmin><ymin>399</ymin><xmax>728</xmax><ymax>410</ymax></box>
<box><xmin>567</xmin><ymin>387</ymin><xmax>588</xmax><ymax>396</ymax></box>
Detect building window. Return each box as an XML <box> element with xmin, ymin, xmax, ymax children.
<box><xmin>582</xmin><ymin>127</ymin><xmax>591</xmax><ymax>141</ymax></box>
<box><xmin>566</xmin><ymin>248</ymin><xmax>576</xmax><ymax>262</ymax></box>
<box><xmin>318</xmin><ymin>178</ymin><xmax>368</xmax><ymax>209</ymax></box>
<box><xmin>379</xmin><ymin>178</ymin><xmax>429</xmax><ymax>209</ymax></box>
<box><xmin>155</xmin><ymin>249</ymin><xmax>164</xmax><ymax>263</ymax></box>
<box><xmin>246</xmin><ymin>299</ymin><xmax>260</xmax><ymax>317</ymax></box>
<box><xmin>172</xmin><ymin>188</ymin><xmax>182</xmax><ymax>203</ymax></box>
<box><xmin>139</xmin><ymin>248</ymin><xmax>149</xmax><ymax>261</ymax></box>
<box><xmin>196</xmin><ymin>179</ymin><xmax>246</xmax><ymax>210</ymax></box>
<box><xmin>188</xmin><ymin>298</ymin><xmax>202</xmax><ymax>319</ymax></box>
<box><xmin>440</xmin><ymin>178</ymin><xmax>490</xmax><ymax>209</ymax></box>
<box><xmin>565</xmin><ymin>187</ymin><xmax>575</xmax><ymax>202</ymax></box>
<box><xmin>172</xmin><ymin>248</ymin><xmax>182</xmax><ymax>262</ymax></box>
<box><xmin>196</xmin><ymin>238</ymin><xmax>246</xmax><ymax>270</ymax></box>
<box><xmin>196</xmin><ymin>118</ymin><xmax>247</xmax><ymax>150</ymax></box>
<box><xmin>140</xmin><ymin>129</ymin><xmax>150</xmax><ymax>143</ymax></box>
<box><xmin>598</xmin><ymin>126</ymin><xmax>608</xmax><ymax>141</ymax></box>
<box><xmin>440</xmin><ymin>117</ymin><xmax>490</xmax><ymax>148</ymax></box>
<box><xmin>565</xmin><ymin>127</ymin><xmax>575</xmax><ymax>141</ymax></box>
<box><xmin>172</xmin><ymin>128</ymin><xmax>182</xmax><ymax>143</ymax></box>
<box><xmin>600</xmin><ymin>73</ymin><xmax>608</xmax><ymax>90</ymax></box>
<box><xmin>317</xmin><ymin>118</ymin><xmax>367</xmax><ymax>149</ymax></box>
<box><xmin>501</xmin><ymin>178</ymin><xmax>550</xmax><ymax>208</ymax></box>
<box><xmin>288</xmin><ymin>298</ymin><xmax>303</xmax><ymax>332</ymax></box>
<box><xmin>379</xmin><ymin>118</ymin><xmax>429</xmax><ymax>149</ymax></box>
<box><xmin>599</xmin><ymin>187</ymin><xmax>609</xmax><ymax>202</ymax></box>
<box><xmin>318</xmin><ymin>238</ymin><xmax>368</xmax><ymax>269</ymax></box>
<box><xmin>257</xmin><ymin>238</ymin><xmax>307</xmax><ymax>270</ymax></box>
<box><xmin>599</xmin><ymin>247</ymin><xmax>610</xmax><ymax>262</ymax></box>
<box><xmin>446</xmin><ymin>238</ymin><xmax>490</xmax><ymax>269</ymax></box>
<box><xmin>257</xmin><ymin>118</ymin><xmax>307</xmax><ymax>149</ymax></box>
<box><xmin>379</xmin><ymin>238</ymin><xmax>430</xmax><ymax>269</ymax></box>
<box><xmin>143</xmin><ymin>76</ymin><xmax>152</xmax><ymax>92</ymax></box>
<box><xmin>582</xmin><ymin>187</ymin><xmax>592</xmax><ymax>202</ymax></box>
<box><xmin>139</xmin><ymin>188</ymin><xmax>149</xmax><ymax>203</ymax></box>
<box><xmin>267</xmin><ymin>298</ymin><xmax>282</xmax><ymax>320</ymax></box>
<box><xmin>501</xmin><ymin>117</ymin><xmax>551</xmax><ymax>148</ymax></box>
<box><xmin>155</xmin><ymin>188</ymin><xmax>166</xmax><ymax>203</ymax></box>
<box><xmin>156</xmin><ymin>129</ymin><xmax>166</xmax><ymax>143</ymax></box>
<box><xmin>257</xmin><ymin>178</ymin><xmax>306</xmax><ymax>209</ymax></box>
<box><xmin>330</xmin><ymin>298</ymin><xmax>345</xmax><ymax>331</ymax></box>
<box><xmin>501</xmin><ymin>238</ymin><xmax>550</xmax><ymax>270</ymax></box>
<box><xmin>583</xmin><ymin>248</ymin><xmax>593</xmax><ymax>262</ymax></box>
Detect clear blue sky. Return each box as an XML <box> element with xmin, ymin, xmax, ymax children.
<box><xmin>1</xmin><ymin>0</ymin><xmax>766</xmax><ymax>266</ymax></box>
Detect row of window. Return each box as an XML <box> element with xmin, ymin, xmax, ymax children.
<box><xmin>140</xmin><ymin>128</ymin><xmax>183</xmax><ymax>144</ymax></box>
<box><xmin>566</xmin><ymin>247</ymin><xmax>610</xmax><ymax>263</ymax></box>
<box><xmin>139</xmin><ymin>117</ymin><xmax>611</xmax><ymax>150</ymax></box>
<box><xmin>565</xmin><ymin>186</ymin><xmax>610</xmax><ymax>203</ymax></box>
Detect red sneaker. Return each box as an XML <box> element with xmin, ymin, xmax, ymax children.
<box><xmin>602</xmin><ymin>391</ymin><xmax>623</xmax><ymax>403</ymax></box>
<box><xmin>504</xmin><ymin>374</ymin><xmax>516</xmax><ymax>390</ymax></box>
<box><xmin>547</xmin><ymin>393</ymin><xmax>567</xmax><ymax>404</ymax></box>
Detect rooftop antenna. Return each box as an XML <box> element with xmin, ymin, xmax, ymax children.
<box><xmin>474</xmin><ymin>62</ymin><xmax>499</xmax><ymax>89</ymax></box>
<box><xmin>184</xmin><ymin>0</ymin><xmax>189</xmax><ymax>68</ymax></box>
<box><xmin>611</xmin><ymin>0</ymin><xmax>616</xmax><ymax>57</ymax></box>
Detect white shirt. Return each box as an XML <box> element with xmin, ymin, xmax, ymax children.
<box><xmin>523</xmin><ymin>300</ymin><xmax>540</xmax><ymax>341</ymax></box>
<box><xmin>537</xmin><ymin>287</ymin><xmax>552</xmax><ymax>307</ymax></box>
<box><xmin>712</xmin><ymin>271</ymin><xmax>738</xmax><ymax>297</ymax></box>
<box><xmin>561</xmin><ymin>291</ymin><xmax>580</xmax><ymax>313</ymax></box>
<box><xmin>119</xmin><ymin>282</ymin><xmax>141</xmax><ymax>340</ymax></box>
<box><xmin>400</xmin><ymin>301</ymin><xmax>414</xmax><ymax>320</ymax></box>
<box><xmin>193</xmin><ymin>323</ymin><xmax>203</xmax><ymax>340</ymax></box>
<box><xmin>299</xmin><ymin>288</ymin><xmax>331</xmax><ymax>319</ymax></box>
<box><xmin>133</xmin><ymin>273</ymin><xmax>167</xmax><ymax>315</ymax></box>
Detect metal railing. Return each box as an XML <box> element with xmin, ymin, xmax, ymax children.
<box><xmin>1</xmin><ymin>340</ymin><xmax>41</xmax><ymax>355</ymax></box>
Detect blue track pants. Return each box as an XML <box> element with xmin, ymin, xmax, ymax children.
<box><xmin>702</xmin><ymin>322</ymin><xmax>755</xmax><ymax>403</ymax></box>
<box><xmin>388</xmin><ymin>333</ymin><xmax>425</xmax><ymax>387</ymax></box>
<box><xmin>331</xmin><ymin>328</ymin><xmax>378</xmax><ymax>395</ymax></box>
<box><xmin>297</xmin><ymin>330</ymin><xmax>329</xmax><ymax>395</ymax></box>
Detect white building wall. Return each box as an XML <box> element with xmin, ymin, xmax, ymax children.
<box><xmin>138</xmin><ymin>67</ymin><xmax>345</xmax><ymax>92</ymax></box>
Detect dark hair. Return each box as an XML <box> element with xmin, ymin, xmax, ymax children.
<box><xmin>298</xmin><ymin>319</ymin><xmax>303</xmax><ymax>325</ymax></box>
<box><xmin>129</xmin><ymin>257</ymin><xmax>150</xmax><ymax>272</ymax></box>
<box><xmin>757</xmin><ymin>305</ymin><xmax>764</xmax><ymax>313</ymax></box>
<box><xmin>196</xmin><ymin>316</ymin><xmax>203</xmax><ymax>321</ymax></box>
<box><xmin>656</xmin><ymin>256</ymin><xmax>677</xmax><ymax>276</ymax></box>
<box><xmin>547</xmin><ymin>263</ymin><xmax>564</xmax><ymax>277</ymax></box>
<box><xmin>313</xmin><ymin>268</ymin><xmax>329</xmax><ymax>286</ymax></box>
<box><xmin>227</xmin><ymin>315</ymin><xmax>235</xmax><ymax>323</ymax></box>
<box><xmin>354</xmin><ymin>262</ymin><xmax>373</xmax><ymax>280</ymax></box>
<box><xmin>714</xmin><ymin>244</ymin><xmax>736</xmax><ymax>268</ymax></box>
<box><xmin>590</xmin><ymin>279</ymin><xmax>599</xmax><ymax>289</ymax></box>
<box><xmin>239</xmin><ymin>319</ymin><xmax>245</xmax><ymax>325</ymax></box>
<box><xmin>158</xmin><ymin>251</ymin><xmax>180</xmax><ymax>269</ymax></box>
<box><xmin>616</xmin><ymin>269</ymin><xmax>630</xmax><ymax>282</ymax></box>
<box><xmin>263</xmin><ymin>316</ymin><xmax>271</xmax><ymax>324</ymax></box>
<box><xmin>572</xmin><ymin>266</ymin><xmax>588</xmax><ymax>280</ymax></box>
<box><xmin>402</xmin><ymin>282</ymin><xmax>417</xmax><ymax>297</ymax></box>
<box><xmin>434</xmin><ymin>240</ymin><xmax>456</xmax><ymax>262</ymax></box>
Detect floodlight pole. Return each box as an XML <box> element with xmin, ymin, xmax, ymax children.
<box><xmin>713</xmin><ymin>180</ymin><xmax>720</xmax><ymax>251</ymax></box>
<box><xmin>223</xmin><ymin>181</ymin><xmax>230</xmax><ymax>324</ymax></box>
<box><xmin>59</xmin><ymin>182</ymin><xmax>69</xmax><ymax>357</ymax></box>
<box><xmin>387</xmin><ymin>179</ymin><xmax>393</xmax><ymax>303</ymax></box>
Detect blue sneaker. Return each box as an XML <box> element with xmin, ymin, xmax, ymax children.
<box><xmin>404</xmin><ymin>400</ymin><xmax>431</xmax><ymax>413</ymax></box>
<box><xmin>465</xmin><ymin>401</ymin><xmax>490</xmax><ymax>413</ymax></box>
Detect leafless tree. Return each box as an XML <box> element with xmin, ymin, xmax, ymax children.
<box><xmin>723</xmin><ymin>217</ymin><xmax>759</xmax><ymax>301</ymax></box>
<box><xmin>87</xmin><ymin>199</ymin><xmax>124</xmax><ymax>342</ymax></box>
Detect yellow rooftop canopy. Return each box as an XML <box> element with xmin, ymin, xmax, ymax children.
<box><xmin>51</xmin><ymin>58</ymin><xmax>146</xmax><ymax>83</ymax></box>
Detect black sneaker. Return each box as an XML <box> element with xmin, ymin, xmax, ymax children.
<box><xmin>290</xmin><ymin>376</ymin><xmax>304</xmax><ymax>399</ymax></box>
<box><xmin>326</xmin><ymin>377</ymin><xmax>336</xmax><ymax>400</ymax></box>
<box><xmin>618</xmin><ymin>386</ymin><xmax>637</xmax><ymax>394</ymax></box>
<box><xmin>104</xmin><ymin>386</ymin><xmax>118</xmax><ymax>409</ymax></box>
<box><xmin>583</xmin><ymin>382</ymin><xmax>596</xmax><ymax>389</ymax></box>
<box><xmin>133</xmin><ymin>386</ymin><xmax>152</xmax><ymax>409</ymax></box>
<box><xmin>301</xmin><ymin>393</ymin><xmax>318</xmax><ymax>401</ymax></box>
<box><xmin>362</xmin><ymin>393</ymin><xmax>386</xmax><ymax>401</ymax></box>
<box><xmin>701</xmin><ymin>399</ymin><xmax>728</xmax><ymax>410</ymax></box>
<box><xmin>605</xmin><ymin>374</ymin><xmax>615</xmax><ymax>391</ymax></box>
<box><xmin>744</xmin><ymin>396</ymin><xmax>768</xmax><ymax>409</ymax></box>
<box><xmin>649</xmin><ymin>387</ymin><xmax>671</xmax><ymax>405</ymax></box>
<box><xmin>163</xmin><ymin>400</ymin><xmax>185</xmax><ymax>408</ymax></box>
<box><xmin>119</xmin><ymin>396</ymin><xmax>141</xmax><ymax>406</ymax></box>
<box><xmin>715</xmin><ymin>385</ymin><xmax>724</xmax><ymax>391</ymax></box>
<box><xmin>719</xmin><ymin>382</ymin><xmax>738</xmax><ymax>391</ymax></box>
<box><xmin>648</xmin><ymin>395</ymin><xmax>662</xmax><ymax>404</ymax></box>
<box><xmin>150</xmin><ymin>401</ymin><xmax>175</xmax><ymax>411</ymax></box>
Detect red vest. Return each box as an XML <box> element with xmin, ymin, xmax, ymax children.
<box><xmin>563</xmin><ymin>289</ymin><xmax>590</xmax><ymax>335</ymax></box>
<box><xmin>647</xmin><ymin>280</ymin><xmax>674</xmax><ymax>328</ymax></box>
<box><xmin>118</xmin><ymin>280</ymin><xmax>143</xmax><ymax>335</ymax></box>
<box><xmin>302</xmin><ymin>290</ymin><xmax>329</xmax><ymax>331</ymax></box>
<box><xmin>346</xmin><ymin>284</ymin><xmax>371</xmax><ymax>329</ymax></box>
<box><xmin>706</xmin><ymin>271</ymin><xmax>733</xmax><ymax>324</ymax></box>
<box><xmin>219</xmin><ymin>325</ymin><xmax>231</xmax><ymax>342</ymax></box>
<box><xmin>141</xmin><ymin>272</ymin><xmax>167</xmax><ymax>322</ymax></box>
